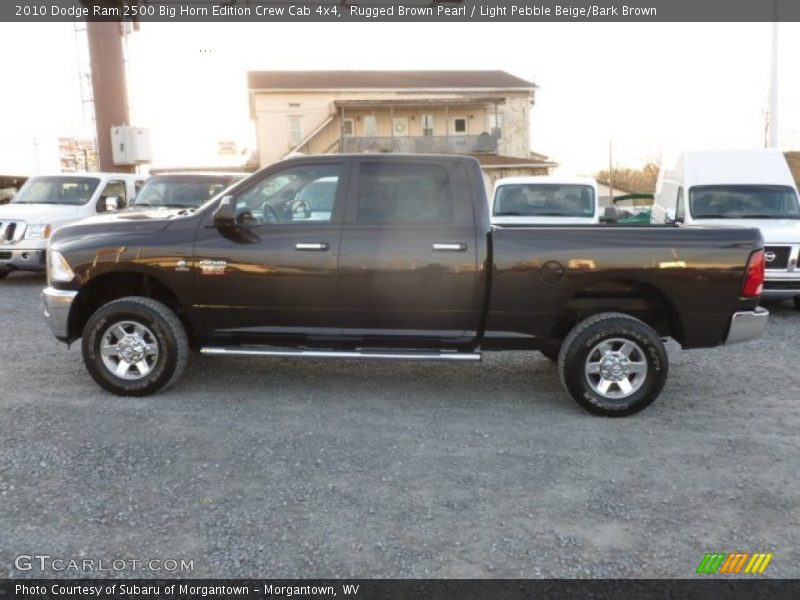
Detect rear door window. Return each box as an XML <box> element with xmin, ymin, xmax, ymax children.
<box><xmin>356</xmin><ymin>162</ymin><xmax>454</xmax><ymax>224</ymax></box>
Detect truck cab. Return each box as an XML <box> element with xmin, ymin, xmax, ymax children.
<box><xmin>651</xmin><ymin>149</ymin><xmax>800</xmax><ymax>307</ymax></box>
<box><xmin>0</xmin><ymin>172</ymin><xmax>144</xmax><ymax>278</ymax></box>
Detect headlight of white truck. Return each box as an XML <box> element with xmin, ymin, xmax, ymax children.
<box><xmin>48</xmin><ymin>250</ymin><xmax>75</xmax><ymax>283</ymax></box>
<box><xmin>26</xmin><ymin>224</ymin><xmax>53</xmax><ymax>240</ymax></box>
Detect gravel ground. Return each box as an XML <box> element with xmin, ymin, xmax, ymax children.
<box><xmin>1</xmin><ymin>270</ymin><xmax>799</xmax><ymax>579</ymax></box>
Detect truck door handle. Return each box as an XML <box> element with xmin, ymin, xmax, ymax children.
<box><xmin>295</xmin><ymin>242</ymin><xmax>329</xmax><ymax>251</ymax></box>
<box><xmin>432</xmin><ymin>243</ymin><xmax>467</xmax><ymax>252</ymax></box>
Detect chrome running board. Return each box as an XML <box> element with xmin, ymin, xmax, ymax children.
<box><xmin>200</xmin><ymin>346</ymin><xmax>481</xmax><ymax>362</ymax></box>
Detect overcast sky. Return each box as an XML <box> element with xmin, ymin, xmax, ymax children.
<box><xmin>1</xmin><ymin>22</ymin><xmax>799</xmax><ymax>174</ymax></box>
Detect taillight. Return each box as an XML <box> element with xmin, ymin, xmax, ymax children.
<box><xmin>741</xmin><ymin>249</ymin><xmax>765</xmax><ymax>298</ymax></box>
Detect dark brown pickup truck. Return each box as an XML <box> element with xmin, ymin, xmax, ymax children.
<box><xmin>42</xmin><ymin>154</ymin><xmax>768</xmax><ymax>416</ymax></box>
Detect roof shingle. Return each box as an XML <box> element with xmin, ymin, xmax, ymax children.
<box><xmin>247</xmin><ymin>70</ymin><xmax>536</xmax><ymax>91</ymax></box>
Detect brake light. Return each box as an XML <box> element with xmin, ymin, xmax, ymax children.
<box><xmin>741</xmin><ymin>249</ymin><xmax>765</xmax><ymax>298</ymax></box>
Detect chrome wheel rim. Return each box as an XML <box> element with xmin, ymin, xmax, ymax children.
<box><xmin>100</xmin><ymin>320</ymin><xmax>159</xmax><ymax>380</ymax></box>
<box><xmin>585</xmin><ymin>337</ymin><xmax>648</xmax><ymax>399</ymax></box>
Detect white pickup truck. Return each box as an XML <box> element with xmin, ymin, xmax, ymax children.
<box><xmin>491</xmin><ymin>176</ymin><xmax>600</xmax><ymax>226</ymax></box>
<box><xmin>0</xmin><ymin>173</ymin><xmax>144</xmax><ymax>279</ymax></box>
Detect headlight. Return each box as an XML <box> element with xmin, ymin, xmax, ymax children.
<box><xmin>26</xmin><ymin>224</ymin><xmax>53</xmax><ymax>240</ymax></box>
<box><xmin>48</xmin><ymin>250</ymin><xmax>74</xmax><ymax>283</ymax></box>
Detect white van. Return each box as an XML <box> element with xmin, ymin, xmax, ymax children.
<box><xmin>652</xmin><ymin>149</ymin><xmax>800</xmax><ymax>306</ymax></box>
<box><xmin>491</xmin><ymin>176</ymin><xmax>600</xmax><ymax>225</ymax></box>
<box><xmin>0</xmin><ymin>173</ymin><xmax>145</xmax><ymax>278</ymax></box>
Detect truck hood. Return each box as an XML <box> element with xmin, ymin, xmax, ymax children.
<box><xmin>54</xmin><ymin>208</ymin><xmax>185</xmax><ymax>241</ymax></box>
<box><xmin>0</xmin><ymin>203</ymin><xmax>83</xmax><ymax>226</ymax></box>
<box><xmin>690</xmin><ymin>218</ymin><xmax>800</xmax><ymax>244</ymax></box>
<box><xmin>77</xmin><ymin>207</ymin><xmax>189</xmax><ymax>226</ymax></box>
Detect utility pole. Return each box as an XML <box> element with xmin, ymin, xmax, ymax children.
<box><xmin>85</xmin><ymin>20</ymin><xmax>133</xmax><ymax>173</ymax></box>
<box><xmin>608</xmin><ymin>140</ymin><xmax>614</xmax><ymax>199</ymax></box>
<box><xmin>767</xmin><ymin>4</ymin><xmax>779</xmax><ymax>148</ymax></box>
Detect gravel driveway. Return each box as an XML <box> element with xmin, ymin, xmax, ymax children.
<box><xmin>1</xmin><ymin>271</ymin><xmax>799</xmax><ymax>578</ymax></box>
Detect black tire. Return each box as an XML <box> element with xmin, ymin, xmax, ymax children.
<box><xmin>539</xmin><ymin>346</ymin><xmax>560</xmax><ymax>362</ymax></box>
<box><xmin>794</xmin><ymin>296</ymin><xmax>800</xmax><ymax>311</ymax></box>
<box><xmin>558</xmin><ymin>312</ymin><xmax>668</xmax><ymax>417</ymax></box>
<box><xmin>82</xmin><ymin>296</ymin><xmax>188</xmax><ymax>397</ymax></box>
<box><xmin>0</xmin><ymin>268</ymin><xmax>10</xmax><ymax>280</ymax></box>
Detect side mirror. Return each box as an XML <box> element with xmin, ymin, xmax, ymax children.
<box><xmin>101</xmin><ymin>196</ymin><xmax>122</xmax><ymax>212</ymax></box>
<box><xmin>600</xmin><ymin>206</ymin><xmax>621</xmax><ymax>223</ymax></box>
<box><xmin>213</xmin><ymin>195</ymin><xmax>237</xmax><ymax>229</ymax></box>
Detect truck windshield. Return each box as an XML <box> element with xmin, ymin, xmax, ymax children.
<box><xmin>12</xmin><ymin>176</ymin><xmax>100</xmax><ymax>206</ymax></box>
<box><xmin>494</xmin><ymin>184</ymin><xmax>595</xmax><ymax>217</ymax></box>
<box><xmin>689</xmin><ymin>185</ymin><xmax>800</xmax><ymax>219</ymax></box>
<box><xmin>133</xmin><ymin>176</ymin><xmax>235</xmax><ymax>209</ymax></box>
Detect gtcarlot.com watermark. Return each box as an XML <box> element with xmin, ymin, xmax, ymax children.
<box><xmin>14</xmin><ymin>554</ymin><xmax>194</xmax><ymax>573</ymax></box>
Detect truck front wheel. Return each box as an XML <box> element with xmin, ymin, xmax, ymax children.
<box><xmin>82</xmin><ymin>296</ymin><xmax>189</xmax><ymax>397</ymax></box>
<box><xmin>558</xmin><ymin>313</ymin><xmax>668</xmax><ymax>416</ymax></box>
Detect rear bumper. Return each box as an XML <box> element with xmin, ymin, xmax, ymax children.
<box><xmin>724</xmin><ymin>308</ymin><xmax>769</xmax><ymax>345</ymax></box>
<box><xmin>41</xmin><ymin>287</ymin><xmax>77</xmax><ymax>341</ymax></box>
<box><xmin>0</xmin><ymin>248</ymin><xmax>46</xmax><ymax>271</ymax></box>
<box><xmin>761</xmin><ymin>283</ymin><xmax>800</xmax><ymax>299</ymax></box>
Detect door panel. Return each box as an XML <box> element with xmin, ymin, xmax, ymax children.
<box><xmin>190</xmin><ymin>161</ymin><xmax>347</xmax><ymax>340</ymax></box>
<box><xmin>336</xmin><ymin>160</ymin><xmax>481</xmax><ymax>342</ymax></box>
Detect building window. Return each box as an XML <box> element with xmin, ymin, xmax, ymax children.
<box><xmin>363</xmin><ymin>115</ymin><xmax>377</xmax><ymax>137</ymax></box>
<box><xmin>289</xmin><ymin>117</ymin><xmax>303</xmax><ymax>146</ymax></box>
<box><xmin>487</xmin><ymin>112</ymin><xmax>504</xmax><ymax>139</ymax></box>
<box><xmin>421</xmin><ymin>114</ymin><xmax>435</xmax><ymax>137</ymax></box>
<box><xmin>452</xmin><ymin>117</ymin><xmax>467</xmax><ymax>136</ymax></box>
<box><xmin>342</xmin><ymin>119</ymin><xmax>355</xmax><ymax>137</ymax></box>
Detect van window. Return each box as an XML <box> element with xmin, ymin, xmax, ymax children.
<box><xmin>100</xmin><ymin>180</ymin><xmax>127</xmax><ymax>206</ymax></box>
<box><xmin>689</xmin><ymin>185</ymin><xmax>800</xmax><ymax>219</ymax></box>
<box><xmin>357</xmin><ymin>163</ymin><xmax>453</xmax><ymax>224</ymax></box>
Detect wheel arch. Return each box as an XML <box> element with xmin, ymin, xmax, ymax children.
<box><xmin>549</xmin><ymin>278</ymin><xmax>684</xmax><ymax>344</ymax></box>
<box><xmin>68</xmin><ymin>271</ymin><xmax>190</xmax><ymax>342</ymax></box>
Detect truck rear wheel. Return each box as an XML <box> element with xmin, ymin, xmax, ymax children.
<box><xmin>82</xmin><ymin>296</ymin><xmax>188</xmax><ymax>397</ymax></box>
<box><xmin>558</xmin><ymin>312</ymin><xmax>668</xmax><ymax>416</ymax></box>
<box><xmin>794</xmin><ymin>296</ymin><xmax>800</xmax><ymax>311</ymax></box>
<box><xmin>0</xmin><ymin>268</ymin><xmax>9</xmax><ymax>280</ymax></box>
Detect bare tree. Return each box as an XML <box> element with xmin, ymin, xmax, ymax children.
<box><xmin>596</xmin><ymin>159</ymin><xmax>661</xmax><ymax>194</ymax></box>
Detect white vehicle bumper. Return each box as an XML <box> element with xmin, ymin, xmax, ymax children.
<box><xmin>0</xmin><ymin>248</ymin><xmax>46</xmax><ymax>271</ymax></box>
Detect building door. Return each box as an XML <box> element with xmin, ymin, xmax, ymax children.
<box><xmin>392</xmin><ymin>117</ymin><xmax>409</xmax><ymax>137</ymax></box>
<box><xmin>451</xmin><ymin>117</ymin><xmax>468</xmax><ymax>136</ymax></box>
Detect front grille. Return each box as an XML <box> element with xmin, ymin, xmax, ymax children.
<box><xmin>764</xmin><ymin>246</ymin><xmax>791</xmax><ymax>270</ymax></box>
<box><xmin>763</xmin><ymin>280</ymin><xmax>800</xmax><ymax>291</ymax></box>
<box><xmin>0</xmin><ymin>220</ymin><xmax>26</xmax><ymax>243</ymax></box>
<box><xmin>0</xmin><ymin>252</ymin><xmax>11</xmax><ymax>260</ymax></box>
